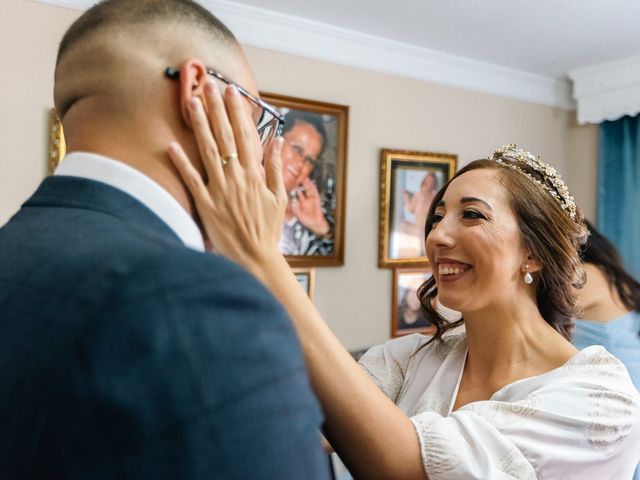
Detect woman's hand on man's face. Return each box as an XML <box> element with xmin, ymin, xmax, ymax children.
<box><xmin>167</xmin><ymin>79</ymin><xmax>287</xmax><ymax>274</ymax></box>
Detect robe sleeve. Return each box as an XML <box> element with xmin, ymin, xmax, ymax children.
<box><xmin>357</xmin><ymin>334</ymin><xmax>430</xmax><ymax>403</ymax></box>
<box><xmin>410</xmin><ymin>349</ymin><xmax>640</xmax><ymax>480</ymax></box>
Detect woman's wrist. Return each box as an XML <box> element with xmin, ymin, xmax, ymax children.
<box><xmin>248</xmin><ymin>247</ymin><xmax>290</xmax><ymax>286</ymax></box>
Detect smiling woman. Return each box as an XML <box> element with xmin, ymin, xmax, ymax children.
<box><xmin>420</xmin><ymin>147</ymin><xmax>585</xmax><ymax>344</ymax></box>
<box><xmin>173</xmin><ymin>103</ymin><xmax>640</xmax><ymax>478</ymax></box>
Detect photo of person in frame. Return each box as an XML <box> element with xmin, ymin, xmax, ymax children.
<box><xmin>278</xmin><ymin>110</ymin><xmax>338</xmax><ymax>256</ymax></box>
<box><xmin>393</xmin><ymin>268</ymin><xmax>460</xmax><ymax>337</ymax></box>
<box><xmin>389</xmin><ymin>167</ymin><xmax>446</xmax><ymax>259</ymax></box>
<box><xmin>395</xmin><ymin>270</ymin><xmax>434</xmax><ymax>334</ymax></box>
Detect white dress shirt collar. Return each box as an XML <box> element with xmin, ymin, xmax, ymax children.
<box><xmin>55</xmin><ymin>152</ymin><xmax>205</xmax><ymax>252</ymax></box>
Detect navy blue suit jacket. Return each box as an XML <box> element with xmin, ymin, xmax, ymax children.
<box><xmin>0</xmin><ymin>176</ymin><xmax>330</xmax><ymax>479</ymax></box>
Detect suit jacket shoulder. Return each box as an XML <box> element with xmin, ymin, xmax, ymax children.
<box><xmin>0</xmin><ymin>177</ymin><xmax>330</xmax><ymax>479</ymax></box>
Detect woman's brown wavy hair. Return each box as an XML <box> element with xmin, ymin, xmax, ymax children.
<box><xmin>418</xmin><ymin>158</ymin><xmax>589</xmax><ymax>344</ymax></box>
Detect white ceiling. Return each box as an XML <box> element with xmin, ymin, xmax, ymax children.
<box><xmin>36</xmin><ymin>0</ymin><xmax>640</xmax><ymax>117</ymax></box>
<box><xmin>228</xmin><ymin>0</ymin><xmax>640</xmax><ymax>79</ymax></box>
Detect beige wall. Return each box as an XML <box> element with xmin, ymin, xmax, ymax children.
<box><xmin>1</xmin><ymin>0</ymin><xmax>598</xmax><ymax>350</ymax></box>
<box><xmin>567</xmin><ymin>117</ymin><xmax>599</xmax><ymax>220</ymax></box>
<box><xmin>1</xmin><ymin>0</ymin><xmax>80</xmax><ymax>220</ymax></box>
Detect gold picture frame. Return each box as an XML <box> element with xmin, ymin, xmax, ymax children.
<box><xmin>261</xmin><ymin>93</ymin><xmax>349</xmax><ymax>268</ymax></box>
<box><xmin>379</xmin><ymin>149</ymin><xmax>457</xmax><ymax>268</ymax></box>
<box><xmin>48</xmin><ymin>109</ymin><xmax>66</xmax><ymax>175</ymax></box>
<box><xmin>292</xmin><ymin>267</ymin><xmax>315</xmax><ymax>300</ymax></box>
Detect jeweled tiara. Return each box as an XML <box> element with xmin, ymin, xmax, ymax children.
<box><xmin>489</xmin><ymin>144</ymin><xmax>577</xmax><ymax>220</ymax></box>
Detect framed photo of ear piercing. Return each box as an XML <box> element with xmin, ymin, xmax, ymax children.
<box><xmin>260</xmin><ymin>93</ymin><xmax>349</xmax><ymax>268</ymax></box>
<box><xmin>48</xmin><ymin>109</ymin><xmax>66</xmax><ymax>175</ymax></box>
<box><xmin>379</xmin><ymin>149</ymin><xmax>457</xmax><ymax>268</ymax></box>
<box><xmin>392</xmin><ymin>267</ymin><xmax>436</xmax><ymax>337</ymax></box>
<box><xmin>292</xmin><ymin>267</ymin><xmax>315</xmax><ymax>300</ymax></box>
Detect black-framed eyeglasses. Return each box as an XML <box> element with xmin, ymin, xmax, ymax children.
<box><xmin>165</xmin><ymin>67</ymin><xmax>285</xmax><ymax>147</ymax></box>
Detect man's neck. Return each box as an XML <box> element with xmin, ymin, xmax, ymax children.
<box><xmin>133</xmin><ymin>156</ymin><xmax>196</xmax><ymax>218</ymax></box>
<box><xmin>65</xmin><ymin>121</ymin><xmax>197</xmax><ymax>219</ymax></box>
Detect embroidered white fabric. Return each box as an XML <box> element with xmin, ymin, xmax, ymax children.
<box><xmin>357</xmin><ymin>330</ymin><xmax>640</xmax><ymax>480</ymax></box>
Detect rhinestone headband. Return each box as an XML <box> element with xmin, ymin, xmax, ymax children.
<box><xmin>489</xmin><ymin>144</ymin><xmax>577</xmax><ymax>220</ymax></box>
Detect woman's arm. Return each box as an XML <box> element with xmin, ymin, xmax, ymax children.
<box><xmin>167</xmin><ymin>81</ymin><xmax>427</xmax><ymax>480</ymax></box>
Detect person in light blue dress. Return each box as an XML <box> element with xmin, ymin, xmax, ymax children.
<box><xmin>573</xmin><ymin>220</ymin><xmax>640</xmax><ymax>479</ymax></box>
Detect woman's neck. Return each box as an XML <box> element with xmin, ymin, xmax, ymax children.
<box><xmin>461</xmin><ymin>298</ymin><xmax>577</xmax><ymax>383</ymax></box>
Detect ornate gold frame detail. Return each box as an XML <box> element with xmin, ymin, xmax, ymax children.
<box><xmin>378</xmin><ymin>149</ymin><xmax>457</xmax><ymax>268</ymax></box>
<box><xmin>47</xmin><ymin>109</ymin><xmax>66</xmax><ymax>175</ymax></box>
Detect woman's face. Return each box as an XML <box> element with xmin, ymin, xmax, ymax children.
<box><xmin>425</xmin><ymin>168</ymin><xmax>529</xmax><ymax>314</ymax></box>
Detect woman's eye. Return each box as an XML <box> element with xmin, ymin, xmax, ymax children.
<box><xmin>462</xmin><ymin>209</ymin><xmax>486</xmax><ymax>220</ymax></box>
<box><xmin>431</xmin><ymin>213</ymin><xmax>444</xmax><ymax>223</ymax></box>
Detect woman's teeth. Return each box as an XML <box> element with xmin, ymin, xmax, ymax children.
<box><xmin>438</xmin><ymin>264</ymin><xmax>465</xmax><ymax>275</ymax></box>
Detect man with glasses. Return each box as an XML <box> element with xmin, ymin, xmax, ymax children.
<box><xmin>0</xmin><ymin>0</ymin><xmax>329</xmax><ymax>478</ymax></box>
<box><xmin>279</xmin><ymin>111</ymin><xmax>334</xmax><ymax>256</ymax></box>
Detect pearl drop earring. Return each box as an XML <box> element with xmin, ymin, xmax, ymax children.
<box><xmin>524</xmin><ymin>265</ymin><xmax>533</xmax><ymax>285</ymax></box>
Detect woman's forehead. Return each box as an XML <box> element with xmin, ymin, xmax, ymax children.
<box><xmin>442</xmin><ymin>168</ymin><xmax>506</xmax><ymax>206</ymax></box>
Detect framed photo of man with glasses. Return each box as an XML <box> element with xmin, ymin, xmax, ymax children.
<box><xmin>260</xmin><ymin>93</ymin><xmax>349</xmax><ymax>267</ymax></box>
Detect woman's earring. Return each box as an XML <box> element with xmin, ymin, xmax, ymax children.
<box><xmin>523</xmin><ymin>265</ymin><xmax>533</xmax><ymax>285</ymax></box>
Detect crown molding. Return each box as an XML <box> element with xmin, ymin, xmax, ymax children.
<box><xmin>569</xmin><ymin>55</ymin><xmax>640</xmax><ymax>124</ymax></box>
<box><xmin>34</xmin><ymin>0</ymin><xmax>94</xmax><ymax>10</ymax></box>
<box><xmin>36</xmin><ymin>0</ymin><xmax>574</xmax><ymax>110</ymax></box>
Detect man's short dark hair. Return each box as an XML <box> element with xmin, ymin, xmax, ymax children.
<box><xmin>282</xmin><ymin>111</ymin><xmax>328</xmax><ymax>160</ymax></box>
<box><xmin>57</xmin><ymin>0</ymin><xmax>237</xmax><ymax>65</ymax></box>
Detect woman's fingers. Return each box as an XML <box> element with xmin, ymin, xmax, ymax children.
<box><xmin>187</xmin><ymin>96</ymin><xmax>226</xmax><ymax>195</ymax></box>
<box><xmin>224</xmin><ymin>85</ymin><xmax>261</xmax><ymax>177</ymax></box>
<box><xmin>203</xmin><ymin>80</ymin><xmax>238</xmax><ymax>168</ymax></box>
<box><xmin>264</xmin><ymin>137</ymin><xmax>286</xmax><ymax>203</ymax></box>
<box><xmin>168</xmin><ymin>141</ymin><xmax>211</xmax><ymax>207</ymax></box>
<box><xmin>199</xmin><ymin>81</ymin><xmax>229</xmax><ymax>189</ymax></box>
<box><xmin>168</xmin><ymin>77</ymin><xmax>288</xmax><ymax>266</ymax></box>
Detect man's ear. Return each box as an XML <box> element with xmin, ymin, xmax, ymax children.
<box><xmin>178</xmin><ymin>59</ymin><xmax>209</xmax><ymax>129</ymax></box>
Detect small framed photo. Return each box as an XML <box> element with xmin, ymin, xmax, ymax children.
<box><xmin>379</xmin><ymin>149</ymin><xmax>456</xmax><ymax>268</ymax></box>
<box><xmin>261</xmin><ymin>93</ymin><xmax>349</xmax><ymax>268</ymax></box>
<box><xmin>292</xmin><ymin>267</ymin><xmax>315</xmax><ymax>300</ymax></box>
<box><xmin>392</xmin><ymin>267</ymin><xmax>436</xmax><ymax>337</ymax></box>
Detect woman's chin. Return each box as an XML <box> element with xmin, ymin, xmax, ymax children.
<box><xmin>436</xmin><ymin>294</ymin><xmax>463</xmax><ymax>314</ymax></box>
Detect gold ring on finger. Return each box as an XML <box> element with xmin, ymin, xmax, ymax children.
<box><xmin>221</xmin><ymin>153</ymin><xmax>238</xmax><ymax>166</ymax></box>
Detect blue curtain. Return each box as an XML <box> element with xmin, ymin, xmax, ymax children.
<box><xmin>598</xmin><ymin>114</ymin><xmax>640</xmax><ymax>278</ymax></box>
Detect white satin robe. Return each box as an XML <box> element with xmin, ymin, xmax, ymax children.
<box><xmin>359</xmin><ymin>330</ymin><xmax>640</xmax><ymax>479</ymax></box>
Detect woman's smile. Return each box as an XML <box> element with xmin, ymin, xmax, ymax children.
<box><xmin>435</xmin><ymin>259</ymin><xmax>472</xmax><ymax>283</ymax></box>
